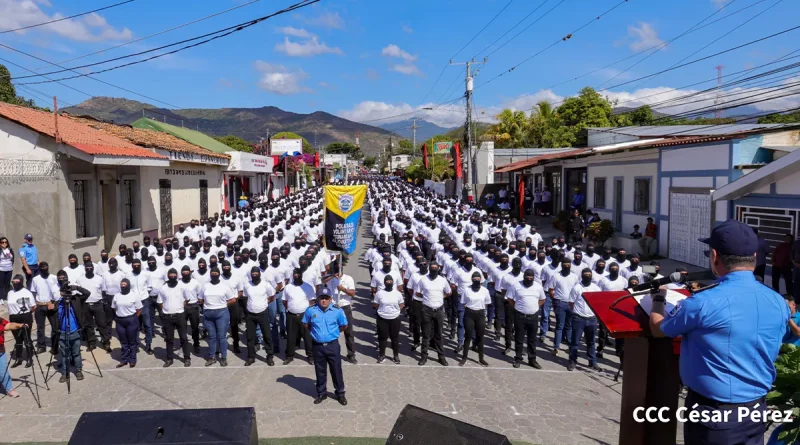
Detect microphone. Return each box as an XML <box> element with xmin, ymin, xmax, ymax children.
<box><xmin>629</xmin><ymin>271</ymin><xmax>711</xmax><ymax>292</ymax></box>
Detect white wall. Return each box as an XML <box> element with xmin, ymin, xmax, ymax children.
<box><xmin>661</xmin><ymin>143</ymin><xmax>729</xmax><ymax>172</ymax></box>
<box><xmin>777</xmin><ymin>168</ymin><xmax>800</xmax><ymax>194</ymax></box>
<box><xmin>586</xmin><ymin>154</ymin><xmax>659</xmax><ymax>234</ymax></box>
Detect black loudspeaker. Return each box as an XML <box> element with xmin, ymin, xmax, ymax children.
<box><xmin>68</xmin><ymin>407</ymin><xmax>258</xmax><ymax>445</ymax></box>
<box><xmin>386</xmin><ymin>404</ymin><xmax>512</xmax><ymax>445</ymax></box>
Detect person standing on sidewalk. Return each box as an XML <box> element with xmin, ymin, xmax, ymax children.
<box><xmin>303</xmin><ymin>290</ymin><xmax>348</xmax><ymax>406</ymax></box>
<box><xmin>19</xmin><ymin>234</ymin><xmax>38</xmax><ymax>290</ymax></box>
<box><xmin>567</xmin><ymin>268</ymin><xmax>602</xmax><ymax>372</ymax></box>
<box><xmin>325</xmin><ymin>260</ymin><xmax>357</xmax><ymax>364</ymax></box>
<box><xmin>772</xmin><ymin>234</ymin><xmax>794</xmax><ymax>294</ymax></box>
<box><xmin>565</xmin><ymin>208</ymin><xmax>584</xmax><ymax>245</ymax></box>
<box><xmin>0</xmin><ymin>237</ymin><xmax>14</xmax><ymax>305</ymax></box>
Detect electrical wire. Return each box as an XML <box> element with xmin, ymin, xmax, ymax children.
<box><xmin>483</xmin><ymin>0</ymin><xmax>567</xmax><ymax>58</ymax></box>
<box><xmin>471</xmin><ymin>0</ymin><xmax>551</xmax><ymax>60</ymax></box>
<box><xmin>0</xmin><ymin>0</ymin><xmax>136</xmax><ymax>35</ymax></box>
<box><xmin>0</xmin><ymin>56</ymin><xmax>94</xmax><ymax>99</ymax></box>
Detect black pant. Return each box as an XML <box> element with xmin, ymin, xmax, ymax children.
<box><xmin>34</xmin><ymin>305</ymin><xmax>57</xmax><ymax>350</ymax></box>
<box><xmin>245</xmin><ymin>309</ymin><xmax>274</xmax><ymax>359</ymax></box>
<box><xmin>340</xmin><ymin>305</ymin><xmax>356</xmax><ymax>359</ymax></box>
<box><xmin>286</xmin><ymin>312</ymin><xmax>312</xmax><ymax>358</ymax></box>
<box><xmin>445</xmin><ymin>290</ymin><xmax>458</xmax><ymax>331</ymax></box>
<box><xmin>25</xmin><ymin>264</ymin><xmax>38</xmax><ymax>290</ymax></box>
<box><xmin>9</xmin><ymin>312</ymin><xmax>33</xmax><ymax>360</ymax></box>
<box><xmin>161</xmin><ymin>313</ymin><xmax>190</xmax><ymax>360</ymax></box>
<box><xmin>185</xmin><ymin>304</ymin><xmax>201</xmax><ymax>346</ymax></box>
<box><xmin>84</xmin><ymin>302</ymin><xmax>111</xmax><ymax>347</ymax></box>
<box><xmin>410</xmin><ymin>300</ymin><xmax>423</xmax><ymax>346</ymax></box>
<box><xmin>684</xmin><ymin>389</ymin><xmax>766</xmax><ymax>445</ymax></box>
<box><xmin>228</xmin><ymin>302</ymin><xmax>242</xmax><ymax>349</ymax></box>
<box><xmin>772</xmin><ymin>266</ymin><xmax>793</xmax><ymax>293</ymax></box>
<box><xmin>504</xmin><ymin>299</ymin><xmax>515</xmax><ymax>348</ymax></box>
<box><xmin>514</xmin><ymin>310</ymin><xmax>539</xmax><ymax>361</ymax></box>
<box><xmin>0</xmin><ymin>270</ymin><xmax>11</xmax><ymax>302</ymax></box>
<box><xmin>421</xmin><ymin>305</ymin><xmax>445</xmax><ymax>357</ymax></box>
<box><xmin>377</xmin><ymin>315</ymin><xmax>400</xmax><ymax>357</ymax></box>
<box><xmin>754</xmin><ymin>264</ymin><xmax>766</xmax><ymax>282</ymax></box>
<box><xmin>493</xmin><ymin>291</ymin><xmax>505</xmax><ymax>333</ymax></box>
<box><xmin>463</xmin><ymin>308</ymin><xmax>486</xmax><ymax>357</ymax></box>
<box><xmin>102</xmin><ymin>293</ymin><xmax>115</xmax><ymax>324</ymax></box>
<box><xmin>312</xmin><ymin>341</ymin><xmax>345</xmax><ymax>397</ymax></box>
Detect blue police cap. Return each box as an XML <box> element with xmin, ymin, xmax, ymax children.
<box><xmin>698</xmin><ymin>219</ymin><xmax>758</xmax><ymax>257</ymax></box>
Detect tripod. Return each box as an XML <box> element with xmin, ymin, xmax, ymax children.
<box><xmin>43</xmin><ymin>291</ymin><xmax>103</xmax><ymax>394</ymax></box>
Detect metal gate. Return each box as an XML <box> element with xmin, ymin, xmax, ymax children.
<box><xmin>668</xmin><ymin>190</ymin><xmax>712</xmax><ymax>267</ymax></box>
<box><xmin>736</xmin><ymin>205</ymin><xmax>799</xmax><ymax>259</ymax></box>
<box><xmin>159</xmin><ymin>179</ymin><xmax>172</xmax><ymax>237</ymax></box>
<box><xmin>199</xmin><ymin>179</ymin><xmax>208</xmax><ymax>220</ymax></box>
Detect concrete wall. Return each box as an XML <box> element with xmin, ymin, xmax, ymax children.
<box><xmin>140</xmin><ymin>163</ymin><xmax>224</xmax><ymax>237</ymax></box>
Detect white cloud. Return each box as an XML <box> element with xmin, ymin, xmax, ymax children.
<box><xmin>402</xmin><ymin>24</ymin><xmax>413</xmax><ymax>34</ymax></box>
<box><xmin>303</xmin><ymin>10</ymin><xmax>345</xmax><ymax>29</ymax></box>
<box><xmin>381</xmin><ymin>44</ymin><xmax>422</xmax><ymax>76</ymax></box>
<box><xmin>254</xmin><ymin>61</ymin><xmax>312</xmax><ymax>95</ymax></box>
<box><xmin>275</xmin><ymin>26</ymin><xmax>313</xmax><ymax>38</ymax></box>
<box><xmin>0</xmin><ymin>0</ymin><xmax>132</xmax><ymax>42</ymax></box>
<box><xmin>337</xmin><ymin>101</ymin><xmax>466</xmax><ymax>128</ymax></box>
<box><xmin>275</xmin><ymin>36</ymin><xmax>343</xmax><ymax>57</ymax></box>
<box><xmin>627</xmin><ymin>22</ymin><xmax>664</xmax><ymax>52</ymax></box>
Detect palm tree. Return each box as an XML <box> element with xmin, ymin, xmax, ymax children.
<box><xmin>490</xmin><ymin>109</ymin><xmax>528</xmax><ymax>148</ymax></box>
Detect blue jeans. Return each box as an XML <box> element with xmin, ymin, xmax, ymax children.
<box><xmin>116</xmin><ymin>315</ymin><xmax>139</xmax><ymax>364</ymax></box>
<box><xmin>486</xmin><ymin>283</ymin><xmax>496</xmax><ymax>324</ymax></box>
<box><xmin>0</xmin><ymin>351</ymin><xmax>13</xmax><ymax>393</ymax></box>
<box><xmin>267</xmin><ymin>300</ymin><xmax>281</xmax><ymax>353</ymax></box>
<box><xmin>539</xmin><ymin>296</ymin><xmax>552</xmax><ymax>337</ymax></box>
<box><xmin>457</xmin><ymin>300</ymin><xmax>466</xmax><ymax>346</ymax></box>
<box><xmin>276</xmin><ymin>292</ymin><xmax>287</xmax><ymax>336</ymax></box>
<box><xmin>569</xmin><ymin>315</ymin><xmax>598</xmax><ymax>365</ymax></box>
<box><xmin>58</xmin><ymin>330</ymin><xmax>82</xmax><ymax>374</ymax></box>
<box><xmin>140</xmin><ymin>296</ymin><xmax>156</xmax><ymax>348</ymax></box>
<box><xmin>553</xmin><ymin>299</ymin><xmax>573</xmax><ymax>350</ymax></box>
<box><xmin>204</xmin><ymin>308</ymin><xmax>230</xmax><ymax>359</ymax></box>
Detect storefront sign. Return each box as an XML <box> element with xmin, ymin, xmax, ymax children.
<box><xmin>165</xmin><ymin>169</ymin><xmax>206</xmax><ymax>176</ymax></box>
<box><xmin>156</xmin><ymin>149</ymin><xmax>229</xmax><ymax>166</ymax></box>
<box><xmin>227</xmin><ymin>151</ymin><xmax>273</xmax><ymax>174</ymax></box>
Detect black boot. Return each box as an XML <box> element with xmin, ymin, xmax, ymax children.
<box><xmin>458</xmin><ymin>352</ymin><xmax>468</xmax><ymax>367</ymax></box>
<box><xmin>478</xmin><ymin>354</ymin><xmax>489</xmax><ymax>367</ymax></box>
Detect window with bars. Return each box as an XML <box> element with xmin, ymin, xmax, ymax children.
<box><xmin>634</xmin><ymin>178</ymin><xmax>651</xmax><ymax>214</ymax></box>
<box><xmin>73</xmin><ymin>180</ymin><xmax>87</xmax><ymax>238</ymax></box>
<box><xmin>122</xmin><ymin>179</ymin><xmax>137</xmax><ymax>230</ymax></box>
<box><xmin>594</xmin><ymin>178</ymin><xmax>606</xmax><ymax>209</ymax></box>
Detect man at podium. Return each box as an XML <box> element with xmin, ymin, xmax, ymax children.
<box><xmin>649</xmin><ymin>219</ymin><xmax>789</xmax><ymax>445</ymax></box>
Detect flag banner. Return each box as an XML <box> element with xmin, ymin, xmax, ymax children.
<box><xmin>452</xmin><ymin>142</ymin><xmax>462</xmax><ymax>178</ymax></box>
<box><xmin>422</xmin><ymin>143</ymin><xmax>429</xmax><ymax>169</ymax></box>
<box><xmin>324</xmin><ymin>185</ymin><xmax>367</xmax><ymax>254</ymax></box>
<box><xmin>432</xmin><ymin>141</ymin><xmax>452</xmax><ymax>154</ymax></box>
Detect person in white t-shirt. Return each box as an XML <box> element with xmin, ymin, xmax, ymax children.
<box><xmin>199</xmin><ymin>267</ymin><xmax>237</xmax><ymax>367</ymax></box>
<box><xmin>506</xmin><ymin>269</ymin><xmax>546</xmax><ymax>369</ymax></box>
<box><xmin>459</xmin><ymin>270</ymin><xmax>491</xmax><ymax>367</ymax></box>
<box><xmin>373</xmin><ymin>275</ymin><xmax>405</xmax><ymax>364</ymax></box>
<box><xmin>323</xmin><ymin>263</ymin><xmax>357</xmax><ymax>364</ymax></box>
<box><xmin>242</xmin><ymin>266</ymin><xmax>276</xmax><ymax>367</ymax></box>
<box><xmin>416</xmin><ymin>262</ymin><xmax>451</xmax><ymax>366</ymax></box>
<box><xmin>282</xmin><ymin>268</ymin><xmax>316</xmax><ymax>365</ymax></box>
<box><xmin>567</xmin><ymin>268</ymin><xmax>602</xmax><ymax>372</ymax></box>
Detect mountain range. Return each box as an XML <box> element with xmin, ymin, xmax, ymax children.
<box><xmin>377</xmin><ymin>119</ymin><xmax>458</xmax><ymax>143</ymax></box>
<box><xmin>63</xmin><ymin>97</ymin><xmax>408</xmax><ymax>157</ymax></box>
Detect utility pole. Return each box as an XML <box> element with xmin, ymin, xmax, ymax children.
<box><xmin>714</xmin><ymin>65</ymin><xmax>725</xmax><ymax>119</ymax></box>
<box><xmin>388</xmin><ymin>136</ymin><xmax>393</xmax><ymax>173</ymax></box>
<box><xmin>451</xmin><ymin>57</ymin><xmax>487</xmax><ymax>199</ymax></box>
<box><xmin>411</xmin><ymin>118</ymin><xmax>419</xmax><ymax>159</ymax></box>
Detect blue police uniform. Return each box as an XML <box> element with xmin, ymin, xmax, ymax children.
<box><xmin>784</xmin><ymin>311</ymin><xmax>800</xmax><ymax>346</ymax></box>
<box><xmin>659</xmin><ymin>219</ymin><xmax>790</xmax><ymax>445</ymax></box>
<box><xmin>19</xmin><ymin>241</ymin><xmax>39</xmax><ymax>289</ymax></box>
<box><xmin>302</xmin><ymin>302</ymin><xmax>348</xmax><ymax>400</ymax></box>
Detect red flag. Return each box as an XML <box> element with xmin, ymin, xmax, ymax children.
<box><xmin>314</xmin><ymin>151</ymin><xmax>320</xmax><ymax>168</ymax></box>
<box><xmin>452</xmin><ymin>142</ymin><xmax>463</xmax><ymax>179</ymax></box>
<box><xmin>518</xmin><ymin>175</ymin><xmax>525</xmax><ymax>220</ymax></box>
<box><xmin>422</xmin><ymin>143</ymin><xmax>429</xmax><ymax>169</ymax></box>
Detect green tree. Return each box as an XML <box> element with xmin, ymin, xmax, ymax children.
<box><xmin>486</xmin><ymin>109</ymin><xmax>529</xmax><ymax>148</ymax></box>
<box><xmin>395</xmin><ymin>139</ymin><xmax>414</xmax><ymax>155</ymax></box>
<box><xmin>0</xmin><ymin>64</ymin><xmax>45</xmax><ymax>110</ymax></box>
<box><xmin>556</xmin><ymin>87</ymin><xmax>615</xmax><ymax>146</ymax></box>
<box><xmin>363</xmin><ymin>156</ymin><xmax>377</xmax><ymax>169</ymax></box>
<box><xmin>528</xmin><ymin>101</ymin><xmax>574</xmax><ymax>147</ymax></box>
<box><xmin>214</xmin><ymin>135</ymin><xmax>253</xmax><ymax>152</ymax></box>
<box><xmin>758</xmin><ymin>111</ymin><xmax>800</xmax><ymax>124</ymax></box>
<box><xmin>273</xmin><ymin>132</ymin><xmax>314</xmax><ymax>154</ymax></box>
<box><xmin>404</xmin><ymin>156</ymin><xmax>454</xmax><ymax>182</ymax></box>
<box><xmin>325</xmin><ymin>141</ymin><xmax>363</xmax><ymax>159</ymax></box>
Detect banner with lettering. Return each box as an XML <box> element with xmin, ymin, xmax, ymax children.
<box><xmin>432</xmin><ymin>141</ymin><xmax>453</xmax><ymax>154</ymax></box>
<box><xmin>324</xmin><ymin>185</ymin><xmax>367</xmax><ymax>254</ymax></box>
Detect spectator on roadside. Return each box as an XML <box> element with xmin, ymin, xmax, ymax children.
<box><xmin>566</xmin><ymin>208</ymin><xmax>584</xmax><ymax>244</ymax></box>
<box><xmin>630</xmin><ymin>225</ymin><xmax>642</xmax><ymax>240</ymax></box>
<box><xmin>498</xmin><ymin>186</ymin><xmax>508</xmax><ymax>201</ymax></box>
<box><xmin>572</xmin><ymin>188</ymin><xmax>585</xmax><ymax>213</ymax></box>
<box><xmin>772</xmin><ymin>234</ymin><xmax>794</xmax><ymax>294</ymax></box>
<box><xmin>485</xmin><ymin>194</ymin><xmax>495</xmax><ymax>213</ymax></box>
<box><xmin>783</xmin><ymin>295</ymin><xmax>800</xmax><ymax>346</ymax></box>
<box><xmin>639</xmin><ymin>217</ymin><xmax>658</xmax><ymax>259</ymax></box>
<box><xmin>0</xmin><ymin>236</ymin><xmax>13</xmax><ymax>304</ymax></box>
<box><xmin>533</xmin><ymin>188</ymin><xmax>542</xmax><ymax>216</ymax></box>
<box><xmin>754</xmin><ymin>228</ymin><xmax>770</xmax><ymax>283</ymax></box>
<box><xmin>524</xmin><ymin>189</ymin><xmax>533</xmax><ymax>215</ymax></box>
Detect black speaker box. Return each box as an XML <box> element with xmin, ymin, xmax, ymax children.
<box><xmin>386</xmin><ymin>404</ymin><xmax>512</xmax><ymax>445</ymax></box>
<box><xmin>68</xmin><ymin>407</ymin><xmax>258</xmax><ymax>445</ymax></box>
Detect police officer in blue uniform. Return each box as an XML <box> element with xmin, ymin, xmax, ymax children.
<box><xmin>302</xmin><ymin>287</ymin><xmax>348</xmax><ymax>406</ymax></box>
<box><xmin>650</xmin><ymin>219</ymin><xmax>790</xmax><ymax>445</ymax></box>
<box><xmin>19</xmin><ymin>234</ymin><xmax>38</xmax><ymax>290</ymax></box>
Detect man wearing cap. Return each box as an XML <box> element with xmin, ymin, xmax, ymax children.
<box><xmin>19</xmin><ymin>234</ymin><xmax>38</xmax><ymax>289</ymax></box>
<box><xmin>302</xmin><ymin>287</ymin><xmax>348</xmax><ymax>406</ymax></box>
<box><xmin>650</xmin><ymin>219</ymin><xmax>790</xmax><ymax>445</ymax></box>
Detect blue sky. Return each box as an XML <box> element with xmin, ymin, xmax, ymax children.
<box><xmin>2</xmin><ymin>0</ymin><xmax>799</xmax><ymax>129</ymax></box>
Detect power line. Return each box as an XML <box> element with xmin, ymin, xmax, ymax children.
<box><xmin>13</xmin><ymin>0</ymin><xmax>318</xmax><ymax>84</ymax></box>
<box><xmin>478</xmin><ymin>0</ymin><xmax>631</xmax><ymax>88</ymax></box>
<box><xmin>0</xmin><ymin>0</ymin><xmax>136</xmax><ymax>35</ymax></box>
<box><xmin>471</xmin><ymin>0</ymin><xmax>551</xmax><ymax>59</ymax></box>
<box><xmin>483</xmin><ymin>0</ymin><xmax>567</xmax><ymax>58</ymax></box>
<box><xmin>0</xmin><ymin>56</ymin><xmax>94</xmax><ymax>99</ymax></box>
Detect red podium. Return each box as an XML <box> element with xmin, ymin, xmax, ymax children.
<box><xmin>583</xmin><ymin>290</ymin><xmax>689</xmax><ymax>445</ymax></box>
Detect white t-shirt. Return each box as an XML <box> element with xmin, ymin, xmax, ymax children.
<box><xmin>569</xmin><ymin>282</ymin><xmax>601</xmax><ymax>318</ymax></box>
<box><xmin>7</xmin><ymin>288</ymin><xmax>35</xmax><ymax>315</ymax></box>
<box><xmin>599</xmin><ymin>275</ymin><xmax>628</xmax><ymax>291</ymax></box>
<box><xmin>31</xmin><ymin>274</ymin><xmax>58</xmax><ymax>304</ymax></box>
<box><xmin>546</xmin><ymin>272</ymin><xmax>580</xmax><ymax>302</ymax></box>
<box><xmin>200</xmin><ymin>281</ymin><xmax>236</xmax><ymax>310</ymax></box>
<box><xmin>179</xmin><ymin>279</ymin><xmax>202</xmax><ymax>304</ymax></box>
<box><xmin>329</xmin><ymin>275</ymin><xmax>355</xmax><ymax>308</ymax></box>
<box><xmin>112</xmin><ymin>292</ymin><xmax>143</xmax><ymax>317</ymax></box>
<box><xmin>157</xmin><ymin>284</ymin><xmax>187</xmax><ymax>315</ymax></box>
<box><xmin>370</xmin><ymin>269</ymin><xmax>403</xmax><ymax>291</ymax></box>
<box><xmin>243</xmin><ymin>280</ymin><xmax>276</xmax><ymax>314</ymax></box>
<box><xmin>282</xmin><ymin>282</ymin><xmax>316</xmax><ymax>314</ymax></box>
<box><xmin>76</xmin><ymin>274</ymin><xmax>105</xmax><ymax>304</ymax></box>
<box><xmin>460</xmin><ymin>285</ymin><xmax>491</xmax><ymax>311</ymax></box>
<box><xmin>505</xmin><ymin>281</ymin><xmax>547</xmax><ymax>315</ymax></box>
<box><xmin>373</xmin><ymin>289</ymin><xmax>404</xmax><ymax>319</ymax></box>
<box><xmin>417</xmin><ymin>275</ymin><xmax>451</xmax><ymax>309</ymax></box>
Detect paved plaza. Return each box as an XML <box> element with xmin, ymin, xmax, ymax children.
<box><xmin>0</xmin><ymin>214</ymin><xmax>633</xmax><ymax>445</ymax></box>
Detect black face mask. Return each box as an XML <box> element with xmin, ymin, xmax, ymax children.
<box><xmin>101</xmin><ymin>255</ymin><xmax>109</xmax><ymax>263</ymax></box>
<box><xmin>609</xmin><ymin>269</ymin><xmax>620</xmax><ymax>280</ymax></box>
<box><xmin>561</xmin><ymin>267</ymin><xmax>571</xmax><ymax>277</ymax></box>
<box><xmin>168</xmin><ymin>275</ymin><xmax>178</xmax><ymax>287</ymax></box>
<box><xmin>471</xmin><ymin>280</ymin><xmax>482</xmax><ymax>291</ymax></box>
<box><xmin>198</xmin><ymin>265</ymin><xmax>207</xmax><ymax>275</ymax></box>
<box><xmin>523</xmin><ymin>276</ymin><xmax>534</xmax><ymax>287</ymax></box>
<box><xmin>385</xmin><ymin>281</ymin><xmax>394</xmax><ymax>291</ymax></box>
<box><xmin>499</xmin><ymin>260</ymin><xmax>509</xmax><ymax>270</ymax></box>
<box><xmin>164</xmin><ymin>258</ymin><xmax>173</xmax><ymax>266</ymax></box>
<box><xmin>120</xmin><ymin>285</ymin><xmax>130</xmax><ymax>295</ymax></box>
<box><xmin>132</xmin><ymin>264</ymin><xmax>141</xmax><ymax>274</ymax></box>
<box><xmin>210</xmin><ymin>274</ymin><xmax>221</xmax><ymax>284</ymax></box>
<box><xmin>617</xmin><ymin>254</ymin><xmax>627</xmax><ymax>262</ymax></box>
<box><xmin>586</xmin><ymin>247</ymin><xmax>595</xmax><ymax>256</ymax></box>
<box><xmin>12</xmin><ymin>281</ymin><xmax>23</xmax><ymax>292</ymax></box>
<box><xmin>210</xmin><ymin>260</ymin><xmax>218</xmax><ymax>269</ymax></box>
<box><xmin>630</xmin><ymin>261</ymin><xmax>639</xmax><ymax>271</ymax></box>
<box><xmin>418</xmin><ymin>265</ymin><xmax>428</xmax><ymax>275</ymax></box>
<box><xmin>429</xmin><ymin>268</ymin><xmax>440</xmax><ymax>278</ymax></box>
<box><xmin>68</xmin><ymin>261</ymin><xmax>78</xmax><ymax>269</ymax></box>
<box><xmin>537</xmin><ymin>256</ymin><xmax>546</xmax><ymax>265</ymax></box>
<box><xmin>292</xmin><ymin>274</ymin><xmax>303</xmax><ymax>286</ymax></box>
<box><xmin>581</xmin><ymin>275</ymin><xmax>593</xmax><ymax>286</ymax></box>
<box><xmin>603</xmin><ymin>252</ymin><xmax>611</xmax><ymax>260</ymax></box>
<box><xmin>182</xmin><ymin>273</ymin><xmax>191</xmax><ymax>283</ymax></box>
<box><xmin>463</xmin><ymin>260</ymin><xmax>473</xmax><ymax>271</ymax></box>
<box><xmin>148</xmin><ymin>262</ymin><xmax>157</xmax><ymax>271</ymax></box>
<box><xmin>596</xmin><ymin>265</ymin><xmax>606</xmax><ymax>274</ymax></box>
<box><xmin>234</xmin><ymin>259</ymin><xmax>243</xmax><ymax>267</ymax></box>
<box><xmin>271</xmin><ymin>257</ymin><xmax>280</xmax><ymax>267</ymax></box>
<box><xmin>382</xmin><ymin>263</ymin><xmax>391</xmax><ymax>273</ymax></box>
<box><xmin>222</xmin><ymin>268</ymin><xmax>232</xmax><ymax>278</ymax></box>
<box><xmin>85</xmin><ymin>267</ymin><xmax>94</xmax><ymax>279</ymax></box>
<box><xmin>251</xmin><ymin>274</ymin><xmax>261</xmax><ymax>285</ymax></box>
<box><xmin>259</xmin><ymin>260</ymin><xmax>268</xmax><ymax>269</ymax></box>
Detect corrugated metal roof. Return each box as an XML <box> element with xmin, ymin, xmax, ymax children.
<box><xmin>131</xmin><ymin>118</ymin><xmax>234</xmax><ymax>154</ymax></box>
<box><xmin>494</xmin><ymin>148</ymin><xmax>591</xmax><ymax>173</ymax></box>
<box><xmin>0</xmin><ymin>102</ymin><xmax>167</xmax><ymax>159</ymax></box>
<box><xmin>591</xmin><ymin>124</ymin><xmax>791</xmax><ymax>137</ymax></box>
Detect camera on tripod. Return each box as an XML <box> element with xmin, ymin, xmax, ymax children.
<box><xmin>59</xmin><ymin>284</ymin><xmax>80</xmax><ymax>300</ymax></box>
